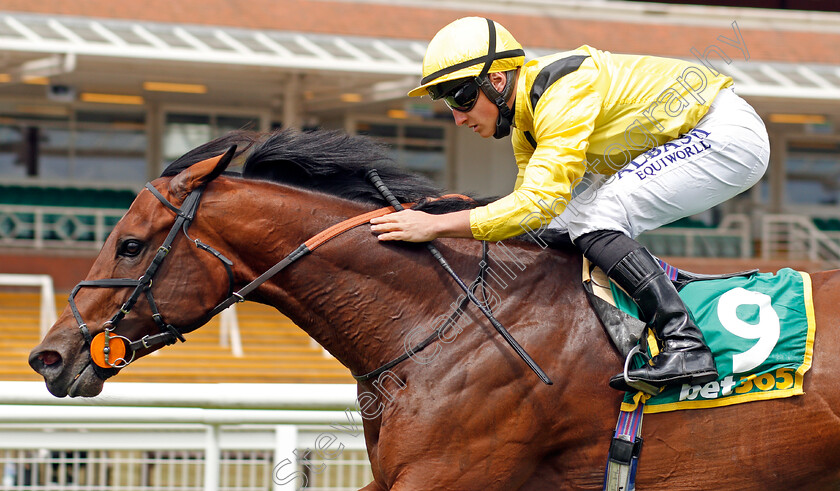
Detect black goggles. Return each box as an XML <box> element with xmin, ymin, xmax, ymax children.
<box><xmin>428</xmin><ymin>78</ymin><xmax>480</xmax><ymax>112</ymax></box>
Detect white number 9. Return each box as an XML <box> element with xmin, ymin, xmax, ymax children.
<box><xmin>716</xmin><ymin>287</ymin><xmax>780</xmax><ymax>373</ymax></box>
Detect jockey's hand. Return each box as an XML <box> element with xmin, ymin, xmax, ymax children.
<box><xmin>370</xmin><ymin>209</ymin><xmax>438</xmax><ymax>242</ymax></box>
<box><xmin>370</xmin><ymin>209</ymin><xmax>472</xmax><ymax>242</ymax></box>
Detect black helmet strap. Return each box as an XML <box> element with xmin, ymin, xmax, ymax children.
<box><xmin>475</xmin><ymin>18</ymin><xmax>516</xmax><ymax>139</ymax></box>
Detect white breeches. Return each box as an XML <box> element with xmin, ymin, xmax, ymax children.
<box><xmin>551</xmin><ymin>87</ymin><xmax>770</xmax><ymax>241</ymax></box>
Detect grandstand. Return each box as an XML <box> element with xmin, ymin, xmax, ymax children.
<box><xmin>0</xmin><ymin>183</ymin><xmax>136</xmax><ymax>209</ymax></box>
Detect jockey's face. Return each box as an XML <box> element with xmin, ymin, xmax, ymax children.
<box><xmin>450</xmin><ymin>72</ymin><xmax>510</xmax><ymax>139</ymax></box>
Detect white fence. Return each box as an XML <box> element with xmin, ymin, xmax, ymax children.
<box><xmin>638</xmin><ymin>213</ymin><xmax>752</xmax><ymax>258</ymax></box>
<box><xmin>1</xmin><ymin>203</ymin><xmax>755</xmax><ymax>259</ymax></box>
<box><xmin>0</xmin><ymin>382</ymin><xmax>369</xmax><ymax>491</ymax></box>
<box><xmin>7</xmin><ymin>202</ymin><xmax>840</xmax><ymax>266</ymax></box>
<box><xmin>219</xmin><ymin>307</ymin><xmax>243</xmax><ymax>358</ymax></box>
<box><xmin>761</xmin><ymin>214</ymin><xmax>840</xmax><ymax>268</ymax></box>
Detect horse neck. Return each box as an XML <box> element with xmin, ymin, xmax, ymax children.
<box><xmin>209</xmin><ymin>178</ymin><xmax>469</xmax><ymax>374</ymax></box>
<box><xmin>206</xmin><ymin>178</ymin><xmax>604</xmax><ymax>381</ymax></box>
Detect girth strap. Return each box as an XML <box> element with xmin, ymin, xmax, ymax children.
<box><xmin>603</xmin><ymin>402</ymin><xmax>645</xmax><ymax>491</ymax></box>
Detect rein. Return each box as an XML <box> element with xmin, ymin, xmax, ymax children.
<box><xmin>353</xmin><ymin>241</ymin><xmax>489</xmax><ymax>382</ymax></box>
<box><xmin>366</xmin><ymin>170</ymin><xmax>552</xmax><ymax>385</ymax></box>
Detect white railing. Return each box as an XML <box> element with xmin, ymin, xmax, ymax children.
<box><xmin>639</xmin><ymin>213</ymin><xmax>752</xmax><ymax>258</ymax></box>
<box><xmin>761</xmin><ymin>214</ymin><xmax>840</xmax><ymax>268</ymax></box>
<box><xmin>0</xmin><ymin>204</ymin><xmax>125</xmax><ymax>251</ymax></box>
<box><xmin>0</xmin><ymin>274</ymin><xmax>57</xmax><ymax>338</ymax></box>
<box><xmin>0</xmin><ymin>382</ymin><xmax>368</xmax><ymax>491</ymax></box>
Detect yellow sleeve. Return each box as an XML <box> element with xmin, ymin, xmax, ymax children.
<box><xmin>470</xmin><ymin>69</ymin><xmax>602</xmax><ymax>241</ymax></box>
<box><xmin>511</xmin><ymin>129</ymin><xmax>533</xmax><ymax>190</ymax></box>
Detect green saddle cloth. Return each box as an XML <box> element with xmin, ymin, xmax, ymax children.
<box><xmin>615</xmin><ymin>268</ymin><xmax>816</xmax><ymax>414</ymax></box>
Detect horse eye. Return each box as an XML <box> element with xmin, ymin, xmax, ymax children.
<box><xmin>119</xmin><ymin>239</ymin><xmax>145</xmax><ymax>257</ymax></box>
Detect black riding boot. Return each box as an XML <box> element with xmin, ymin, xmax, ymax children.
<box><xmin>574</xmin><ymin>230</ymin><xmax>718</xmax><ymax>392</ymax></box>
<box><xmin>605</xmin><ymin>248</ymin><xmax>718</xmax><ymax>391</ymax></box>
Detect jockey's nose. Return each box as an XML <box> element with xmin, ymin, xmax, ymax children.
<box><xmin>452</xmin><ymin>109</ymin><xmax>468</xmax><ymax>126</ymax></box>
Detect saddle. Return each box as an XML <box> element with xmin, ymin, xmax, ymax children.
<box><xmin>582</xmin><ymin>259</ymin><xmax>758</xmax><ymax>358</ymax></box>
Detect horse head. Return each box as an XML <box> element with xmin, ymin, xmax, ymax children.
<box><xmin>29</xmin><ymin>147</ymin><xmax>237</xmax><ymax>397</ymax></box>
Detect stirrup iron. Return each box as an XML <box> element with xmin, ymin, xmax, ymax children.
<box><xmin>620</xmin><ymin>345</ymin><xmax>659</xmax><ymax>396</ymax></box>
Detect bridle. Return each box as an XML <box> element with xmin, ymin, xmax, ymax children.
<box><xmin>69</xmin><ymin>182</ymin><xmax>234</xmax><ymax>373</ymax></box>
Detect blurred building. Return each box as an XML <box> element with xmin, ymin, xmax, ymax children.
<box><xmin>1</xmin><ymin>0</ymin><xmax>840</xmax><ymax>282</ymax></box>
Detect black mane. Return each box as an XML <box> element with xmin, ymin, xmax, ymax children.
<box><xmin>159</xmin><ymin>128</ymin><xmax>574</xmax><ymax>249</ymax></box>
<box><xmin>160</xmin><ymin>128</ymin><xmax>493</xmax><ymax>213</ymax></box>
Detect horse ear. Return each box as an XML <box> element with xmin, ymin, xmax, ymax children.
<box><xmin>168</xmin><ymin>145</ymin><xmax>236</xmax><ymax>200</ymax></box>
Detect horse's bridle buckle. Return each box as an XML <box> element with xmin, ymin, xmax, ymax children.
<box><xmin>139</xmin><ymin>335</ymin><xmax>154</xmax><ymax>349</ymax></box>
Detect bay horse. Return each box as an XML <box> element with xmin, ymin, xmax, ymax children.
<box><xmin>29</xmin><ymin>129</ymin><xmax>840</xmax><ymax>489</ymax></box>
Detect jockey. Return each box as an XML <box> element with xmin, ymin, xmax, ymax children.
<box><xmin>370</xmin><ymin>17</ymin><xmax>769</xmax><ymax>392</ymax></box>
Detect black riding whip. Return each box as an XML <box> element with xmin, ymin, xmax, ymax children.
<box><xmin>366</xmin><ymin>169</ymin><xmax>552</xmax><ymax>385</ymax></box>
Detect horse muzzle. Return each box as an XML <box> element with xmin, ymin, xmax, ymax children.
<box><xmin>29</xmin><ymin>337</ymin><xmax>109</xmax><ymax>398</ymax></box>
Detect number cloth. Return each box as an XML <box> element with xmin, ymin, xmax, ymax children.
<box><xmin>614</xmin><ymin>268</ymin><xmax>816</xmax><ymax>413</ymax></box>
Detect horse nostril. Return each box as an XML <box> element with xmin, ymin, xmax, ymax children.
<box><xmin>39</xmin><ymin>351</ymin><xmax>61</xmax><ymax>366</ymax></box>
<box><xmin>29</xmin><ymin>350</ymin><xmax>62</xmax><ymax>373</ymax></box>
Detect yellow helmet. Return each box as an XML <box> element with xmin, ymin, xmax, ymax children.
<box><xmin>408</xmin><ymin>17</ymin><xmax>525</xmax><ymax>98</ymax></box>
